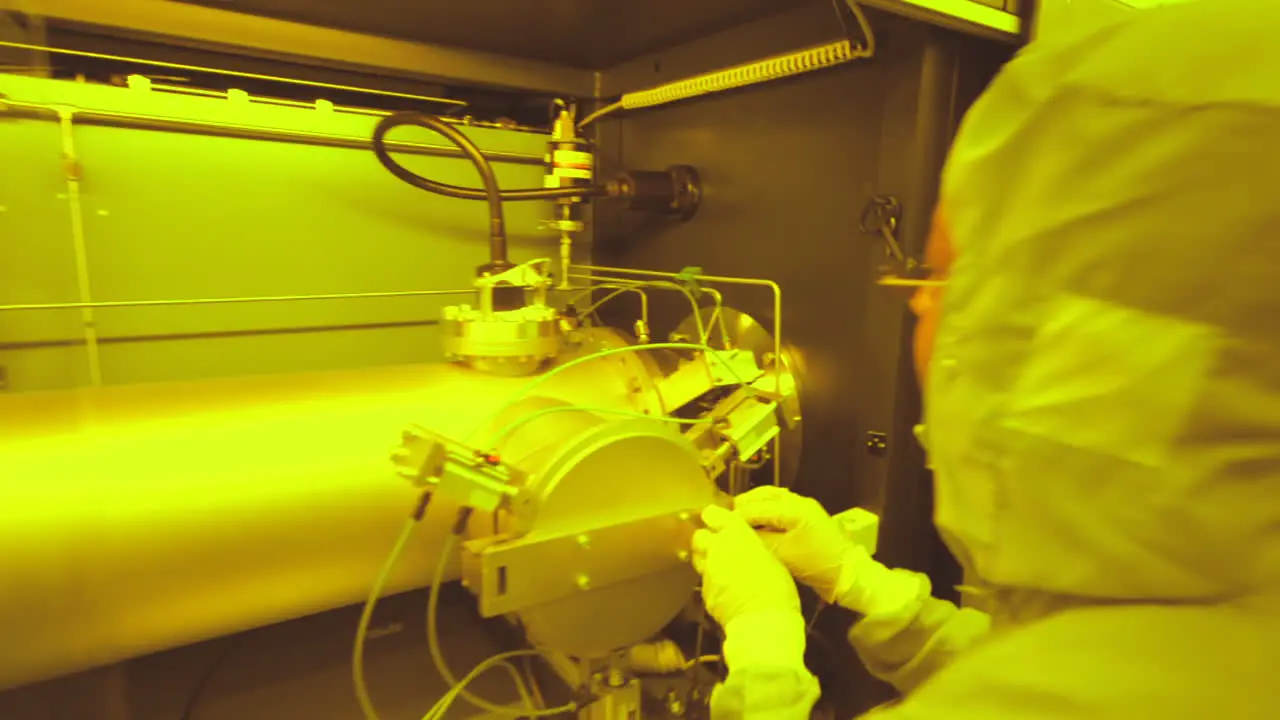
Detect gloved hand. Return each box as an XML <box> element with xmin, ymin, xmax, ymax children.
<box><xmin>692</xmin><ymin>505</ymin><xmax>801</xmax><ymax>626</ymax></box>
<box><xmin>734</xmin><ymin>486</ymin><xmax>906</xmax><ymax>616</ymax></box>
<box><xmin>691</xmin><ymin>505</ymin><xmax>808</xmax><ymax>670</ymax></box>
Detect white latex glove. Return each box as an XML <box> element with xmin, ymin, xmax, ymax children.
<box><xmin>734</xmin><ymin>486</ymin><xmax>909</xmax><ymax>616</ymax></box>
<box><xmin>691</xmin><ymin>505</ymin><xmax>808</xmax><ymax>670</ymax></box>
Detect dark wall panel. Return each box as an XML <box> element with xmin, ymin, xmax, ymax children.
<box><xmin>596</xmin><ymin>12</ymin><xmax>943</xmax><ymax>517</ymax></box>
<box><xmin>174</xmin><ymin>0</ymin><xmax>811</xmax><ymax>70</ymax></box>
<box><xmin>594</xmin><ymin>10</ymin><xmax>1010</xmax><ymax>714</ymax></box>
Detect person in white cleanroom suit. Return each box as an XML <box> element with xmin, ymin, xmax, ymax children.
<box><xmin>691</xmin><ymin>0</ymin><xmax>1280</xmax><ymax>717</ymax></box>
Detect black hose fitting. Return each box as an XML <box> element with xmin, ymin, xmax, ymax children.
<box><xmin>451</xmin><ymin>507</ymin><xmax>475</xmax><ymax>536</ymax></box>
<box><xmin>411</xmin><ymin>490</ymin><xmax>433</xmax><ymax>522</ymax></box>
<box><xmin>372</xmin><ymin>115</ymin><xmax>609</xmax><ymax>204</ymax></box>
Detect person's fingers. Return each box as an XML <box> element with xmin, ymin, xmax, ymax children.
<box><xmin>755</xmin><ymin>528</ymin><xmax>787</xmax><ymax>556</ymax></box>
<box><xmin>700</xmin><ymin>504</ymin><xmax>737</xmax><ymax>531</ymax></box>
<box><xmin>733</xmin><ymin>497</ymin><xmax>803</xmax><ymax>531</ymax></box>
<box><xmin>732</xmin><ymin>486</ymin><xmax>791</xmax><ymax>508</ymax></box>
<box><xmin>691</xmin><ymin>528</ymin><xmax>713</xmax><ymax>574</ymax></box>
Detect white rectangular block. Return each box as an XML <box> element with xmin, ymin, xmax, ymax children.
<box><xmin>833</xmin><ymin>507</ymin><xmax>880</xmax><ymax>556</ymax></box>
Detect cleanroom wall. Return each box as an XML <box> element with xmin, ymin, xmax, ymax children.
<box><xmin>0</xmin><ymin>72</ymin><xmax>565</xmax><ymax>392</ymax></box>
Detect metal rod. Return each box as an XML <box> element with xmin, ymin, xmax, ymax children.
<box><xmin>55</xmin><ymin>108</ymin><xmax>102</xmax><ymax>386</ymax></box>
<box><xmin>0</xmin><ymin>289</ymin><xmax>474</xmax><ymax>313</ymax></box>
<box><xmin>572</xmin><ymin>264</ymin><xmax>786</xmax><ymax>487</ymax></box>
<box><xmin>0</xmin><ymin>318</ymin><xmax>440</xmax><ymax>351</ymax></box>
<box><xmin>876</xmin><ymin>278</ymin><xmax>946</xmax><ymax>288</ymax></box>
<box><xmin>0</xmin><ymin>100</ymin><xmax>545</xmax><ymax>166</ymax></box>
<box><xmin>0</xmin><ymin>39</ymin><xmax>466</xmax><ymax>107</ymax></box>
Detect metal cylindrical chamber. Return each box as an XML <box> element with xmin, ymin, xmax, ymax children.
<box><xmin>0</xmin><ymin>329</ymin><xmax>663</xmax><ymax>690</ymax></box>
<box><xmin>458</xmin><ymin>403</ymin><xmax>716</xmax><ymax>658</ymax></box>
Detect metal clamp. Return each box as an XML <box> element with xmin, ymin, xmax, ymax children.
<box><xmin>391</xmin><ymin>425</ymin><xmax>521</xmax><ymax>512</ymax></box>
<box><xmin>860</xmin><ymin>194</ymin><xmax>906</xmax><ymax>263</ymax></box>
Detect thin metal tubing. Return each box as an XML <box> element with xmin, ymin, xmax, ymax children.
<box><xmin>0</xmin><ymin>39</ymin><xmax>466</xmax><ymax>107</ymax></box>
<box><xmin>0</xmin><ymin>100</ymin><xmax>545</xmax><ymax>166</ymax></box>
<box><xmin>565</xmin><ymin>273</ymin><xmax>708</xmax><ymax>350</ymax></box>
<box><xmin>572</xmin><ymin>264</ymin><xmax>785</xmax><ymax>487</ymax></box>
<box><xmin>0</xmin><ymin>289</ymin><xmax>474</xmax><ymax>312</ymax></box>
<box><xmin>569</xmin><ymin>284</ymin><xmax>649</xmax><ymax>329</ymax></box>
<box><xmin>701</xmin><ymin>288</ymin><xmax>731</xmax><ymax>347</ymax></box>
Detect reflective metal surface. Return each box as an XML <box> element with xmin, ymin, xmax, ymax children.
<box><xmin>0</xmin><ymin>329</ymin><xmax>653</xmax><ymax>689</ymax></box>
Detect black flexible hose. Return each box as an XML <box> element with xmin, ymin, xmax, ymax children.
<box><xmin>371</xmin><ymin>115</ymin><xmax>609</xmax><ymax>204</ymax></box>
<box><xmin>372</xmin><ymin>113</ymin><xmax>611</xmax><ymax>272</ymax></box>
<box><xmin>374</xmin><ymin>112</ymin><xmax>519</xmax><ymax>269</ymax></box>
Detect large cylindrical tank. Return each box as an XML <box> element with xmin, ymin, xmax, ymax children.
<box><xmin>0</xmin><ymin>329</ymin><xmax>665</xmax><ymax>690</ymax></box>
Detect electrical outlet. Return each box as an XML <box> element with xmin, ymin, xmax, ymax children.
<box><xmin>866</xmin><ymin>431</ymin><xmax>888</xmax><ymax>456</ymax></box>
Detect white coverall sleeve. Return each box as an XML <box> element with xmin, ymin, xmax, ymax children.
<box><xmin>708</xmin><ymin>573</ymin><xmax>988</xmax><ymax>719</ymax></box>
<box><xmin>707</xmin><ymin>612</ymin><xmax>822</xmax><ymax>719</ymax></box>
<box><xmin>846</xmin><ymin>569</ymin><xmax>991</xmax><ymax>695</ymax></box>
<box><xmin>708</xmin><ymin>667</ymin><xmax>822</xmax><ymax>719</ymax></box>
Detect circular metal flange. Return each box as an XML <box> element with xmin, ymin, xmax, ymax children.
<box><xmin>673</xmin><ymin>306</ymin><xmax>804</xmax><ymax>489</ymax></box>
<box><xmin>441</xmin><ymin>305</ymin><xmax>563</xmax><ymax>376</ymax></box>
<box><xmin>502</xmin><ymin>418</ymin><xmax>715</xmax><ymax>658</ymax></box>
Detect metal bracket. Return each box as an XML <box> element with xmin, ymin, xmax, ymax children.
<box><xmin>705</xmin><ymin>348</ymin><xmax>763</xmax><ymax>386</ymax></box>
<box><xmin>460</xmin><ymin>509</ymin><xmax>702</xmax><ymax>617</ymax></box>
<box><xmin>719</xmin><ymin>394</ymin><xmax>781</xmax><ymax>461</ymax></box>
<box><xmin>474</xmin><ymin>257</ymin><xmax>554</xmax><ymax>291</ymax></box>
<box><xmin>866</xmin><ymin>431</ymin><xmax>888</xmax><ymax>457</ymax></box>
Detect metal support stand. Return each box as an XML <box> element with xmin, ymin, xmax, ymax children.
<box><xmin>579</xmin><ymin>674</ymin><xmax>642</xmax><ymax>720</ymax></box>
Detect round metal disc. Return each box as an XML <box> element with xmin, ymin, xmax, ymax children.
<box><xmin>673</xmin><ymin>306</ymin><xmax>804</xmax><ymax>489</ymax></box>
<box><xmin>506</xmin><ymin>419</ymin><xmax>715</xmax><ymax>658</ymax></box>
